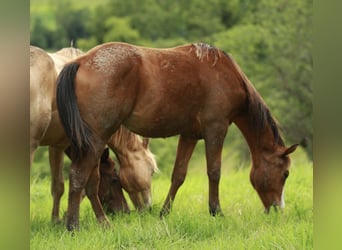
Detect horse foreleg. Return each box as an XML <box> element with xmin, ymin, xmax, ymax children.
<box><xmin>160</xmin><ymin>136</ymin><xmax>197</xmax><ymax>217</ymax></box>
<box><xmin>85</xmin><ymin>166</ymin><xmax>110</xmax><ymax>227</ymax></box>
<box><xmin>204</xmin><ymin>124</ymin><xmax>227</xmax><ymax>216</ymax></box>
<box><xmin>49</xmin><ymin>146</ymin><xmax>65</xmax><ymax>223</ymax></box>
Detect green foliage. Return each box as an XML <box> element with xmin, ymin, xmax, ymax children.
<box><xmin>30</xmin><ymin>0</ymin><xmax>313</xmax><ymax>160</ymax></box>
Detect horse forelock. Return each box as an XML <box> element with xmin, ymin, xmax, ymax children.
<box><xmin>112</xmin><ymin>126</ymin><xmax>158</xmax><ymax>173</ymax></box>
<box><xmin>223</xmin><ymin>52</ymin><xmax>284</xmax><ymax>146</ymax></box>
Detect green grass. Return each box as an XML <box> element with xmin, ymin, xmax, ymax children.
<box><xmin>30</xmin><ymin>158</ymin><xmax>313</xmax><ymax>249</ymax></box>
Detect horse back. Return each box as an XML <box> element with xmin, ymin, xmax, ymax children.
<box><xmin>71</xmin><ymin>42</ymin><xmax>247</xmax><ymax>138</ymax></box>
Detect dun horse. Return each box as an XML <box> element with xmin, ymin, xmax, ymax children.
<box><xmin>56</xmin><ymin>42</ymin><xmax>298</xmax><ymax>231</ymax></box>
<box><xmin>30</xmin><ymin>45</ymin><xmax>157</xmax><ymax>223</ymax></box>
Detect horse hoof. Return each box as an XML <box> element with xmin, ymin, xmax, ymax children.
<box><xmin>99</xmin><ymin>216</ymin><xmax>111</xmax><ymax>228</ymax></box>
<box><xmin>209</xmin><ymin>208</ymin><xmax>224</xmax><ymax>217</ymax></box>
<box><xmin>67</xmin><ymin>223</ymin><xmax>79</xmax><ymax>232</ymax></box>
<box><xmin>159</xmin><ymin>208</ymin><xmax>170</xmax><ymax>218</ymax></box>
<box><xmin>51</xmin><ymin>217</ymin><xmax>63</xmax><ymax>225</ymax></box>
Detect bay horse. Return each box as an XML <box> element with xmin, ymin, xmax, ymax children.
<box><xmin>56</xmin><ymin>42</ymin><xmax>298</xmax><ymax>231</ymax></box>
<box><xmin>47</xmin><ymin>46</ymin><xmax>158</xmax><ymax>212</ymax></box>
<box><xmin>30</xmin><ymin>45</ymin><xmax>157</xmax><ymax>223</ymax></box>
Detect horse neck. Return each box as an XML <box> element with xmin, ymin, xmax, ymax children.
<box><xmin>233</xmin><ymin>113</ymin><xmax>280</xmax><ymax>163</ymax></box>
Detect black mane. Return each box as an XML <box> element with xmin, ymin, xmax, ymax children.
<box><xmin>222</xmin><ymin>51</ymin><xmax>284</xmax><ymax>146</ymax></box>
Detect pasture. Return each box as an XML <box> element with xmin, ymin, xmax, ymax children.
<box><xmin>30</xmin><ymin>147</ymin><xmax>312</xmax><ymax>249</ymax></box>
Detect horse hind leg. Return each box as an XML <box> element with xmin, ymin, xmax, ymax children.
<box><xmin>85</xmin><ymin>165</ymin><xmax>110</xmax><ymax>227</ymax></box>
<box><xmin>160</xmin><ymin>136</ymin><xmax>197</xmax><ymax>217</ymax></box>
<box><xmin>66</xmin><ymin>148</ymin><xmax>106</xmax><ymax>231</ymax></box>
<box><xmin>49</xmin><ymin>146</ymin><xmax>65</xmax><ymax>223</ymax></box>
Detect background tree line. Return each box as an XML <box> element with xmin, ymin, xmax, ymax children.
<box><xmin>30</xmin><ymin>0</ymin><xmax>312</xmax><ymax>172</ymax></box>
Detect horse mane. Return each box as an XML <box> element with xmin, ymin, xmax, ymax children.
<box><xmin>222</xmin><ymin>52</ymin><xmax>285</xmax><ymax>146</ymax></box>
<box><xmin>190</xmin><ymin>43</ymin><xmax>221</xmax><ymax>66</ymax></box>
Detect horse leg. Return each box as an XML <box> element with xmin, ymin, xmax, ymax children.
<box><xmin>204</xmin><ymin>124</ymin><xmax>227</xmax><ymax>216</ymax></box>
<box><xmin>160</xmin><ymin>135</ymin><xmax>197</xmax><ymax>217</ymax></box>
<box><xmin>66</xmin><ymin>149</ymin><xmax>105</xmax><ymax>231</ymax></box>
<box><xmin>85</xmin><ymin>165</ymin><xmax>110</xmax><ymax>227</ymax></box>
<box><xmin>30</xmin><ymin>146</ymin><xmax>36</xmax><ymax>168</ymax></box>
<box><xmin>49</xmin><ymin>146</ymin><xmax>65</xmax><ymax>223</ymax></box>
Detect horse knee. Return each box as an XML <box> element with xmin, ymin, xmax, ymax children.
<box><xmin>171</xmin><ymin>174</ymin><xmax>186</xmax><ymax>187</ymax></box>
<box><xmin>52</xmin><ymin>181</ymin><xmax>64</xmax><ymax>198</ymax></box>
<box><xmin>207</xmin><ymin>168</ymin><xmax>221</xmax><ymax>183</ymax></box>
<box><xmin>69</xmin><ymin>169</ymin><xmax>87</xmax><ymax>192</ymax></box>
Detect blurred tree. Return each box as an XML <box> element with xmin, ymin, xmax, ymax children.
<box><xmin>103</xmin><ymin>17</ymin><xmax>140</xmax><ymax>43</ymax></box>
<box><xmin>53</xmin><ymin>1</ymin><xmax>90</xmax><ymax>48</ymax></box>
<box><xmin>213</xmin><ymin>0</ymin><xmax>313</xmax><ymax>160</ymax></box>
<box><xmin>30</xmin><ymin>17</ymin><xmax>56</xmax><ymax>49</ymax></box>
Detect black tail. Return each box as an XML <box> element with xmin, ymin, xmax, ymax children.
<box><xmin>56</xmin><ymin>62</ymin><xmax>94</xmax><ymax>160</ymax></box>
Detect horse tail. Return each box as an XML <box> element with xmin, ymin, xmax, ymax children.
<box><xmin>56</xmin><ymin>62</ymin><xmax>94</xmax><ymax>160</ymax></box>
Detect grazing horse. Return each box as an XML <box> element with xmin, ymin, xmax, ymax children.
<box><xmin>48</xmin><ymin>47</ymin><xmax>158</xmax><ymax>212</ymax></box>
<box><xmin>30</xmin><ymin>45</ymin><xmax>157</xmax><ymax>223</ymax></box>
<box><xmin>96</xmin><ymin>148</ymin><xmax>130</xmax><ymax>214</ymax></box>
<box><xmin>56</xmin><ymin>42</ymin><xmax>298</xmax><ymax>231</ymax></box>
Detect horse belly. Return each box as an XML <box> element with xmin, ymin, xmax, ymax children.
<box><xmin>124</xmin><ymin>106</ymin><xmax>201</xmax><ymax>138</ymax></box>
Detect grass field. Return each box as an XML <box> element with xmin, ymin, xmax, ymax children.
<box><xmin>30</xmin><ymin>154</ymin><xmax>313</xmax><ymax>249</ymax></box>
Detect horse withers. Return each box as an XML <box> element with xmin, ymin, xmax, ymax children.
<box><xmin>56</xmin><ymin>42</ymin><xmax>298</xmax><ymax>231</ymax></box>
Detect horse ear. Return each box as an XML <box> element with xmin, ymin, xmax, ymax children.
<box><xmin>282</xmin><ymin>144</ymin><xmax>299</xmax><ymax>156</ymax></box>
<box><xmin>64</xmin><ymin>146</ymin><xmax>72</xmax><ymax>159</ymax></box>
<box><xmin>101</xmin><ymin>148</ymin><xmax>110</xmax><ymax>162</ymax></box>
<box><xmin>142</xmin><ymin>138</ymin><xmax>149</xmax><ymax>149</ymax></box>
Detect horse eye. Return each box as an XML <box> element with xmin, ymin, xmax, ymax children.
<box><xmin>112</xmin><ymin>177</ymin><xmax>119</xmax><ymax>184</ymax></box>
<box><xmin>283</xmin><ymin>170</ymin><xmax>289</xmax><ymax>180</ymax></box>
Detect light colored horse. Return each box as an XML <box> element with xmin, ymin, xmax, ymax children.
<box><xmin>30</xmin><ymin>45</ymin><xmax>158</xmax><ymax>223</ymax></box>
<box><xmin>30</xmin><ymin>46</ymin><xmax>56</xmax><ymax>165</ymax></box>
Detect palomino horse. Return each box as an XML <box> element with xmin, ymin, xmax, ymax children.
<box><xmin>56</xmin><ymin>42</ymin><xmax>298</xmax><ymax>231</ymax></box>
<box><xmin>30</xmin><ymin>45</ymin><xmax>157</xmax><ymax>223</ymax></box>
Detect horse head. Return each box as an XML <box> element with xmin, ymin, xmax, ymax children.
<box><xmin>98</xmin><ymin>148</ymin><xmax>130</xmax><ymax>214</ymax></box>
<box><xmin>249</xmin><ymin>144</ymin><xmax>298</xmax><ymax>213</ymax></box>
